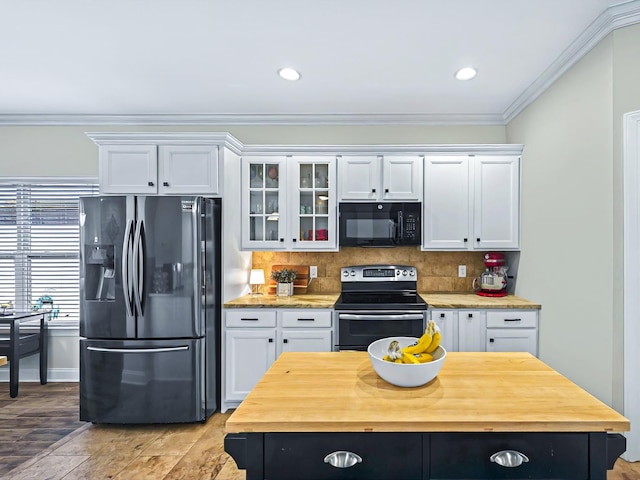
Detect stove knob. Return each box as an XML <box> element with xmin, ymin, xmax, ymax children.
<box><xmin>396</xmin><ymin>270</ymin><xmax>401</xmax><ymax>276</ymax></box>
<box><xmin>409</xmin><ymin>270</ymin><xmax>415</xmax><ymax>276</ymax></box>
<box><xmin>350</xmin><ymin>270</ymin><xmax>356</xmax><ymax>276</ymax></box>
<box><xmin>402</xmin><ymin>270</ymin><xmax>408</xmax><ymax>276</ymax></box>
<box><xmin>342</xmin><ymin>271</ymin><xmax>349</xmax><ymax>277</ymax></box>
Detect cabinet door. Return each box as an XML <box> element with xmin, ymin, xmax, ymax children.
<box><xmin>224</xmin><ymin>328</ymin><xmax>277</xmax><ymax>401</ymax></box>
<box><xmin>430</xmin><ymin>310</ymin><xmax>457</xmax><ymax>352</ymax></box>
<box><xmin>279</xmin><ymin>329</ymin><xmax>332</xmax><ymax>355</ymax></box>
<box><xmin>458</xmin><ymin>310</ymin><xmax>484</xmax><ymax>352</ymax></box>
<box><xmin>99</xmin><ymin>145</ymin><xmax>157</xmax><ymax>194</ymax></box>
<box><xmin>241</xmin><ymin>156</ymin><xmax>287</xmax><ymax>250</ymax></box>
<box><xmin>423</xmin><ymin>156</ymin><xmax>470</xmax><ymax>249</ymax></box>
<box><xmin>158</xmin><ymin>145</ymin><xmax>219</xmax><ymax>195</ymax></box>
<box><xmin>382</xmin><ymin>155</ymin><xmax>422</xmax><ymax>200</ymax></box>
<box><xmin>289</xmin><ymin>156</ymin><xmax>337</xmax><ymax>250</ymax></box>
<box><xmin>473</xmin><ymin>156</ymin><xmax>520</xmax><ymax>250</ymax></box>
<box><xmin>338</xmin><ymin>155</ymin><xmax>381</xmax><ymax>200</ymax></box>
<box><xmin>486</xmin><ymin>328</ymin><xmax>537</xmax><ymax>356</ymax></box>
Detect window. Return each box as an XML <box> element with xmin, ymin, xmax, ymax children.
<box><xmin>0</xmin><ymin>180</ymin><xmax>99</xmax><ymax>325</ymax></box>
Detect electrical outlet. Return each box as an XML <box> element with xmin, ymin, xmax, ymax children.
<box><xmin>458</xmin><ymin>265</ymin><xmax>466</xmax><ymax>278</ymax></box>
<box><xmin>309</xmin><ymin>266</ymin><xmax>318</xmax><ymax>279</ymax></box>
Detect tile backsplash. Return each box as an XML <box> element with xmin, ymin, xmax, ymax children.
<box><xmin>252</xmin><ymin>248</ymin><xmax>487</xmax><ymax>293</ymax></box>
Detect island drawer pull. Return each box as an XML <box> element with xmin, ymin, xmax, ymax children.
<box><xmin>324</xmin><ymin>450</ymin><xmax>362</xmax><ymax>468</ymax></box>
<box><xmin>241</xmin><ymin>318</ymin><xmax>259</xmax><ymax>321</ymax></box>
<box><xmin>297</xmin><ymin>318</ymin><xmax>315</xmax><ymax>322</ymax></box>
<box><xmin>490</xmin><ymin>449</ymin><xmax>529</xmax><ymax>467</ymax></box>
<box><xmin>504</xmin><ymin>318</ymin><xmax>522</xmax><ymax>322</ymax></box>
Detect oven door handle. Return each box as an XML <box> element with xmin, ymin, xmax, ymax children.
<box><xmin>338</xmin><ymin>313</ymin><xmax>424</xmax><ymax>321</ymax></box>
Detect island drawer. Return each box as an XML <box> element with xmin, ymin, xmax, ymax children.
<box><xmin>486</xmin><ymin>310</ymin><xmax>537</xmax><ymax>328</ymax></box>
<box><xmin>225</xmin><ymin>310</ymin><xmax>277</xmax><ymax>327</ymax></box>
<box><xmin>280</xmin><ymin>310</ymin><xmax>332</xmax><ymax>328</ymax></box>
<box><xmin>430</xmin><ymin>432</ymin><xmax>588</xmax><ymax>479</ymax></box>
<box><xmin>264</xmin><ymin>432</ymin><xmax>422</xmax><ymax>480</ymax></box>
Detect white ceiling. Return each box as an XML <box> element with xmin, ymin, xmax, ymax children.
<box><xmin>1</xmin><ymin>0</ymin><xmax>638</xmax><ymax>125</ymax></box>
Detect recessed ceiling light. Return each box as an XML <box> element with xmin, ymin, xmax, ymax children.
<box><xmin>455</xmin><ymin>67</ymin><xmax>477</xmax><ymax>81</ymax></box>
<box><xmin>278</xmin><ymin>67</ymin><xmax>301</xmax><ymax>81</ymax></box>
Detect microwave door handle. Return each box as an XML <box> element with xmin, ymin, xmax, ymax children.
<box><xmin>398</xmin><ymin>211</ymin><xmax>403</xmax><ymax>241</ymax></box>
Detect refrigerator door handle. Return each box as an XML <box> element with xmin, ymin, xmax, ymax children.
<box><xmin>132</xmin><ymin>219</ymin><xmax>144</xmax><ymax>317</ymax></box>
<box><xmin>193</xmin><ymin>199</ymin><xmax>202</xmax><ymax>325</ymax></box>
<box><xmin>87</xmin><ymin>346</ymin><xmax>189</xmax><ymax>354</ymax></box>
<box><xmin>122</xmin><ymin>219</ymin><xmax>134</xmax><ymax>318</ymax></box>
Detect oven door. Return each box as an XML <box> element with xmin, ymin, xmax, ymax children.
<box><xmin>337</xmin><ymin>311</ymin><xmax>425</xmax><ymax>351</ymax></box>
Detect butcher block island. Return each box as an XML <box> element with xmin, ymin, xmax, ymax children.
<box><xmin>225</xmin><ymin>351</ymin><xmax>629</xmax><ymax>480</ymax></box>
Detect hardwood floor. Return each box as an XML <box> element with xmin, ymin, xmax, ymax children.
<box><xmin>2</xmin><ymin>382</ymin><xmax>640</xmax><ymax>479</ymax></box>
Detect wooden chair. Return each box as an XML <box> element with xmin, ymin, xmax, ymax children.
<box><xmin>0</xmin><ymin>313</ymin><xmax>48</xmax><ymax>398</ymax></box>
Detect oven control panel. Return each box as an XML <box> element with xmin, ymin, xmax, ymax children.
<box><xmin>341</xmin><ymin>265</ymin><xmax>417</xmax><ymax>282</ymax></box>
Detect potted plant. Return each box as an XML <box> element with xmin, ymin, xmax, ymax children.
<box><xmin>271</xmin><ymin>268</ymin><xmax>298</xmax><ymax>296</ymax></box>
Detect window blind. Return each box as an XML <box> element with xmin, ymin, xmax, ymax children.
<box><xmin>0</xmin><ymin>181</ymin><xmax>99</xmax><ymax>324</ymax></box>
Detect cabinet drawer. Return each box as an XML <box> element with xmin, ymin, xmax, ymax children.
<box><xmin>281</xmin><ymin>310</ymin><xmax>332</xmax><ymax>328</ymax></box>
<box><xmin>225</xmin><ymin>310</ymin><xmax>277</xmax><ymax>327</ymax></box>
<box><xmin>264</xmin><ymin>432</ymin><xmax>422</xmax><ymax>480</ymax></box>
<box><xmin>486</xmin><ymin>310</ymin><xmax>537</xmax><ymax>328</ymax></box>
<box><xmin>430</xmin><ymin>432</ymin><xmax>587</xmax><ymax>479</ymax></box>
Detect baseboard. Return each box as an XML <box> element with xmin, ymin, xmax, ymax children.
<box><xmin>0</xmin><ymin>368</ymin><xmax>79</xmax><ymax>382</ymax></box>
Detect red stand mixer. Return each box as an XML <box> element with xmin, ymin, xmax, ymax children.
<box><xmin>474</xmin><ymin>252</ymin><xmax>508</xmax><ymax>297</ymax></box>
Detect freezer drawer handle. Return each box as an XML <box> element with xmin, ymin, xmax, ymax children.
<box><xmin>324</xmin><ymin>451</ymin><xmax>362</xmax><ymax>468</ymax></box>
<box><xmin>87</xmin><ymin>346</ymin><xmax>189</xmax><ymax>354</ymax></box>
<box><xmin>489</xmin><ymin>450</ymin><xmax>529</xmax><ymax>467</ymax></box>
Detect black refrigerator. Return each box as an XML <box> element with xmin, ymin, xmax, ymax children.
<box><xmin>79</xmin><ymin>196</ymin><xmax>221</xmax><ymax>424</ymax></box>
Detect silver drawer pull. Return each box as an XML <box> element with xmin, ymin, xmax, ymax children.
<box><xmin>504</xmin><ymin>318</ymin><xmax>522</xmax><ymax>322</ymax></box>
<box><xmin>324</xmin><ymin>450</ymin><xmax>362</xmax><ymax>468</ymax></box>
<box><xmin>490</xmin><ymin>450</ymin><xmax>529</xmax><ymax>467</ymax></box>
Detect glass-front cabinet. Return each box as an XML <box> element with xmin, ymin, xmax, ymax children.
<box><xmin>242</xmin><ymin>156</ymin><xmax>287</xmax><ymax>249</ymax></box>
<box><xmin>241</xmin><ymin>155</ymin><xmax>337</xmax><ymax>251</ymax></box>
<box><xmin>290</xmin><ymin>156</ymin><xmax>337</xmax><ymax>250</ymax></box>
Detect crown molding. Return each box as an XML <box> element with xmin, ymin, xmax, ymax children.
<box><xmin>240</xmin><ymin>144</ymin><xmax>524</xmax><ymax>156</ymax></box>
<box><xmin>0</xmin><ymin>113</ymin><xmax>506</xmax><ymax>127</ymax></box>
<box><xmin>85</xmin><ymin>131</ymin><xmax>244</xmax><ymax>154</ymax></box>
<box><xmin>503</xmin><ymin>0</ymin><xmax>640</xmax><ymax>123</ymax></box>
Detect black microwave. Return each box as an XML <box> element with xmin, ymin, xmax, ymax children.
<box><xmin>338</xmin><ymin>202</ymin><xmax>421</xmax><ymax>247</ymax></box>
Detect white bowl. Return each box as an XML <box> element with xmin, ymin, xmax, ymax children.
<box><xmin>367</xmin><ymin>336</ymin><xmax>447</xmax><ymax>388</ymax></box>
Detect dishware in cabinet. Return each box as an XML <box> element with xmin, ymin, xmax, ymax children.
<box><xmin>290</xmin><ymin>156</ymin><xmax>337</xmax><ymax>250</ymax></box>
<box><xmin>242</xmin><ymin>156</ymin><xmax>287</xmax><ymax>249</ymax></box>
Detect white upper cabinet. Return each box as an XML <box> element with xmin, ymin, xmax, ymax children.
<box><xmin>338</xmin><ymin>155</ymin><xmax>422</xmax><ymax>201</ymax></box>
<box><xmin>423</xmin><ymin>155</ymin><xmax>520</xmax><ymax>250</ymax></box>
<box><xmin>241</xmin><ymin>155</ymin><xmax>337</xmax><ymax>251</ymax></box>
<box><xmin>99</xmin><ymin>145</ymin><xmax>158</xmax><ymax>194</ymax></box>
<box><xmin>473</xmin><ymin>156</ymin><xmax>520</xmax><ymax>250</ymax></box>
<box><xmin>90</xmin><ymin>133</ymin><xmax>228</xmax><ymax>196</ymax></box>
<box><xmin>423</xmin><ymin>156</ymin><xmax>470</xmax><ymax>249</ymax></box>
<box><xmin>158</xmin><ymin>145</ymin><xmax>219</xmax><ymax>195</ymax></box>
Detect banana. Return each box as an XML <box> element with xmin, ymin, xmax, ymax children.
<box><xmin>424</xmin><ymin>321</ymin><xmax>442</xmax><ymax>354</ymax></box>
<box><xmin>414</xmin><ymin>352</ymin><xmax>434</xmax><ymax>363</ymax></box>
<box><xmin>401</xmin><ymin>351</ymin><xmax>421</xmax><ymax>364</ymax></box>
<box><xmin>402</xmin><ymin>328</ymin><xmax>433</xmax><ymax>355</ymax></box>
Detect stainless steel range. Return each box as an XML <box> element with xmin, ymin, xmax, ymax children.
<box><xmin>334</xmin><ymin>265</ymin><xmax>428</xmax><ymax>351</ymax></box>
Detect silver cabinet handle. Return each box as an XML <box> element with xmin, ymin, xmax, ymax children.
<box><xmin>324</xmin><ymin>451</ymin><xmax>362</xmax><ymax>468</ymax></box>
<box><xmin>490</xmin><ymin>449</ymin><xmax>529</xmax><ymax>467</ymax></box>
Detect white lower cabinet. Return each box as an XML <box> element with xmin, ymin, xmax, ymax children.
<box><xmin>222</xmin><ymin>308</ymin><xmax>333</xmax><ymax>412</ymax></box>
<box><xmin>457</xmin><ymin>310</ymin><xmax>484</xmax><ymax>352</ymax></box>
<box><xmin>429</xmin><ymin>308</ymin><xmax>539</xmax><ymax>356</ymax></box>
<box><xmin>485</xmin><ymin>310</ymin><xmax>538</xmax><ymax>356</ymax></box>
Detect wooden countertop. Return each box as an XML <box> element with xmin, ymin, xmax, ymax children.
<box><xmin>224</xmin><ymin>293</ymin><xmax>539</xmax><ymax>309</ymax></box>
<box><xmin>224</xmin><ymin>293</ymin><xmax>339</xmax><ymax>309</ymax></box>
<box><xmin>420</xmin><ymin>293</ymin><xmax>541</xmax><ymax>309</ymax></box>
<box><xmin>225</xmin><ymin>351</ymin><xmax>628</xmax><ymax>434</ymax></box>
